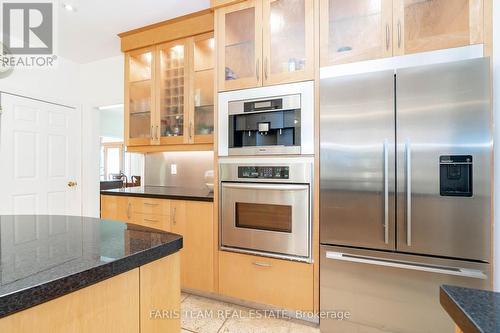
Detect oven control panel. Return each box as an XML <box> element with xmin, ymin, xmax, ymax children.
<box><xmin>238</xmin><ymin>166</ymin><xmax>289</xmax><ymax>179</ymax></box>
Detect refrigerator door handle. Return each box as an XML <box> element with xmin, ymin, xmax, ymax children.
<box><xmin>406</xmin><ymin>140</ymin><xmax>412</xmax><ymax>246</ymax></box>
<box><xmin>383</xmin><ymin>139</ymin><xmax>389</xmax><ymax>244</ymax></box>
<box><xmin>325</xmin><ymin>252</ymin><xmax>487</xmax><ymax>279</ymax></box>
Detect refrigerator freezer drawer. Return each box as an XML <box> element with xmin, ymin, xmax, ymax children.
<box><xmin>320</xmin><ymin>245</ymin><xmax>490</xmax><ymax>333</ymax></box>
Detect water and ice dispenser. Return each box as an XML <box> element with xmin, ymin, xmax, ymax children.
<box><xmin>439</xmin><ymin>155</ymin><xmax>473</xmax><ymax>197</ymax></box>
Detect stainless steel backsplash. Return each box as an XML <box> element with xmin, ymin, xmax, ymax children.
<box><xmin>144</xmin><ymin>151</ymin><xmax>214</xmax><ymax>188</ymax></box>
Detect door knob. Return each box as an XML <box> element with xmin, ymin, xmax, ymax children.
<box><xmin>68</xmin><ymin>181</ymin><xmax>77</xmax><ymax>187</ymax></box>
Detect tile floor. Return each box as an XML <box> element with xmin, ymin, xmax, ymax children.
<box><xmin>181</xmin><ymin>293</ymin><xmax>320</xmax><ymax>333</ymax></box>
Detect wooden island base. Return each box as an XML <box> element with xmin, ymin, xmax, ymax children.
<box><xmin>0</xmin><ymin>253</ymin><xmax>180</xmax><ymax>333</ymax></box>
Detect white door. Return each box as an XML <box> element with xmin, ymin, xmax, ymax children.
<box><xmin>0</xmin><ymin>93</ymin><xmax>82</xmax><ymax>215</ymax></box>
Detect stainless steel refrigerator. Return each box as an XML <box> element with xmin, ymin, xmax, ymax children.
<box><xmin>319</xmin><ymin>58</ymin><xmax>491</xmax><ymax>333</ymax></box>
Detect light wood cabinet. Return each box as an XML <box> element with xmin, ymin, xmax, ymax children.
<box><xmin>192</xmin><ymin>33</ymin><xmax>216</xmax><ymax>143</ymax></box>
<box><xmin>393</xmin><ymin>0</ymin><xmax>483</xmax><ymax>56</ymax></box>
<box><xmin>125</xmin><ymin>34</ymin><xmax>215</xmax><ymax>149</ymax></box>
<box><xmin>157</xmin><ymin>39</ymin><xmax>189</xmax><ymax>145</ymax></box>
<box><xmin>171</xmin><ymin>200</ymin><xmax>215</xmax><ymax>292</ymax></box>
<box><xmin>320</xmin><ymin>0</ymin><xmax>393</xmax><ymax>66</ymax></box>
<box><xmin>217</xmin><ymin>0</ymin><xmax>262</xmax><ymax>91</ymax></box>
<box><xmin>100</xmin><ymin>195</ymin><xmax>215</xmax><ymax>293</ymax></box>
<box><xmin>320</xmin><ymin>0</ymin><xmax>484</xmax><ymax>66</ymax></box>
<box><xmin>125</xmin><ymin>46</ymin><xmax>156</xmax><ymax>146</ymax></box>
<box><xmin>101</xmin><ymin>195</ymin><xmax>130</xmax><ymax>222</ymax></box>
<box><xmin>217</xmin><ymin>0</ymin><xmax>314</xmax><ymax>91</ymax></box>
<box><xmin>263</xmin><ymin>0</ymin><xmax>315</xmax><ymax>85</ymax></box>
<box><xmin>219</xmin><ymin>251</ymin><xmax>314</xmax><ymax>311</ymax></box>
<box><xmin>0</xmin><ymin>255</ymin><xmax>181</xmax><ymax>333</ymax></box>
<box><xmin>140</xmin><ymin>254</ymin><xmax>181</xmax><ymax>333</ymax></box>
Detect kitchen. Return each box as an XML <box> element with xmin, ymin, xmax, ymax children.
<box><xmin>0</xmin><ymin>0</ymin><xmax>499</xmax><ymax>332</ymax></box>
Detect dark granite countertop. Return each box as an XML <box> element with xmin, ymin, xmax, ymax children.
<box><xmin>101</xmin><ymin>186</ymin><xmax>214</xmax><ymax>202</ymax></box>
<box><xmin>440</xmin><ymin>285</ymin><xmax>500</xmax><ymax>333</ymax></box>
<box><xmin>0</xmin><ymin>215</ymin><xmax>182</xmax><ymax>318</ymax></box>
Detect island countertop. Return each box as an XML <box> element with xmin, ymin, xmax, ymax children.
<box><xmin>0</xmin><ymin>215</ymin><xmax>182</xmax><ymax>318</ymax></box>
<box><xmin>101</xmin><ymin>185</ymin><xmax>214</xmax><ymax>202</ymax></box>
<box><xmin>440</xmin><ymin>285</ymin><xmax>500</xmax><ymax>333</ymax></box>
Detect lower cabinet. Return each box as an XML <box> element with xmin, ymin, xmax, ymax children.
<box><xmin>219</xmin><ymin>251</ymin><xmax>314</xmax><ymax>311</ymax></box>
<box><xmin>0</xmin><ymin>254</ymin><xmax>180</xmax><ymax>333</ymax></box>
<box><xmin>100</xmin><ymin>195</ymin><xmax>215</xmax><ymax>293</ymax></box>
<box><xmin>171</xmin><ymin>200</ymin><xmax>215</xmax><ymax>292</ymax></box>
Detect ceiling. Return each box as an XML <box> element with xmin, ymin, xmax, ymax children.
<box><xmin>58</xmin><ymin>0</ymin><xmax>210</xmax><ymax>64</ymax></box>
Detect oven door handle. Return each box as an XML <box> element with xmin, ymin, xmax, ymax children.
<box><xmin>222</xmin><ymin>183</ymin><xmax>308</xmax><ymax>191</ymax></box>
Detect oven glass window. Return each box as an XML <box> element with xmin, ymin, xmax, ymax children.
<box><xmin>235</xmin><ymin>202</ymin><xmax>292</xmax><ymax>233</ymax></box>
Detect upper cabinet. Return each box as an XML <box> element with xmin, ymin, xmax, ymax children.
<box><xmin>193</xmin><ymin>33</ymin><xmax>216</xmax><ymax>144</ymax></box>
<box><xmin>217</xmin><ymin>0</ymin><xmax>262</xmax><ymax>91</ymax></box>
<box><xmin>157</xmin><ymin>40</ymin><xmax>188</xmax><ymax>145</ymax></box>
<box><xmin>217</xmin><ymin>0</ymin><xmax>315</xmax><ymax>91</ymax></box>
<box><xmin>125</xmin><ymin>46</ymin><xmax>156</xmax><ymax>146</ymax></box>
<box><xmin>263</xmin><ymin>0</ymin><xmax>315</xmax><ymax>85</ymax></box>
<box><xmin>320</xmin><ymin>0</ymin><xmax>484</xmax><ymax>67</ymax></box>
<box><xmin>125</xmin><ymin>34</ymin><xmax>215</xmax><ymax>148</ymax></box>
<box><xmin>120</xmin><ymin>9</ymin><xmax>214</xmax><ymax>151</ymax></box>
<box><xmin>393</xmin><ymin>0</ymin><xmax>483</xmax><ymax>56</ymax></box>
<box><xmin>320</xmin><ymin>0</ymin><xmax>393</xmax><ymax>65</ymax></box>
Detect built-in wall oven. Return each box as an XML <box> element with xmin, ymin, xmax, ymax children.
<box><xmin>219</xmin><ymin>157</ymin><xmax>313</xmax><ymax>262</ymax></box>
<box><xmin>218</xmin><ymin>81</ymin><xmax>314</xmax><ymax>156</ymax></box>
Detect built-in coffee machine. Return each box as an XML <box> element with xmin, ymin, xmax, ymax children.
<box><xmin>228</xmin><ymin>94</ymin><xmax>301</xmax><ymax>154</ymax></box>
<box><xmin>218</xmin><ymin>81</ymin><xmax>314</xmax><ymax>156</ymax></box>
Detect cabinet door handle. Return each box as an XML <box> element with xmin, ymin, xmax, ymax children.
<box><xmin>143</xmin><ymin>202</ymin><xmax>159</xmax><ymax>206</ymax></box>
<box><xmin>385</xmin><ymin>24</ymin><xmax>390</xmax><ymax>50</ymax></box>
<box><xmin>264</xmin><ymin>58</ymin><xmax>268</xmax><ymax>80</ymax></box>
<box><xmin>127</xmin><ymin>202</ymin><xmax>131</xmax><ymax>219</ymax></box>
<box><xmin>156</xmin><ymin>125</ymin><xmax>160</xmax><ymax>141</ymax></box>
<box><xmin>397</xmin><ymin>21</ymin><xmax>402</xmax><ymax>49</ymax></box>
<box><xmin>189</xmin><ymin>121</ymin><xmax>193</xmax><ymax>140</ymax></box>
<box><xmin>144</xmin><ymin>219</ymin><xmax>159</xmax><ymax>223</ymax></box>
<box><xmin>172</xmin><ymin>207</ymin><xmax>177</xmax><ymax>225</ymax></box>
<box><xmin>150</xmin><ymin>125</ymin><xmax>154</xmax><ymax>140</ymax></box>
<box><xmin>252</xmin><ymin>261</ymin><xmax>272</xmax><ymax>268</ymax></box>
<box><xmin>256</xmin><ymin>59</ymin><xmax>260</xmax><ymax>81</ymax></box>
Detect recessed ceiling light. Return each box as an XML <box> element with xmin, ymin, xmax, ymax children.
<box><xmin>62</xmin><ymin>3</ymin><xmax>76</xmax><ymax>12</ymax></box>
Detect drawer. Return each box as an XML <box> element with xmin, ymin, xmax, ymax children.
<box><xmin>219</xmin><ymin>251</ymin><xmax>314</xmax><ymax>311</ymax></box>
<box><xmin>129</xmin><ymin>197</ymin><xmax>170</xmax><ymax>216</ymax></box>
<box><xmin>130</xmin><ymin>213</ymin><xmax>171</xmax><ymax>232</ymax></box>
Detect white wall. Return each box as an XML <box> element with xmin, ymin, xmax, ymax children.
<box><xmin>100</xmin><ymin>108</ymin><xmax>124</xmax><ymax>139</ymax></box>
<box><xmin>0</xmin><ymin>57</ymin><xmax>81</xmax><ymax>107</ymax></box>
<box><xmin>80</xmin><ymin>55</ymin><xmax>124</xmax><ymax>218</ymax></box>
<box><xmin>493</xmin><ymin>0</ymin><xmax>500</xmax><ymax>291</ymax></box>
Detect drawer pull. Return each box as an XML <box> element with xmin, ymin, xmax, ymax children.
<box><xmin>144</xmin><ymin>219</ymin><xmax>159</xmax><ymax>223</ymax></box>
<box><xmin>252</xmin><ymin>262</ymin><xmax>272</xmax><ymax>268</ymax></box>
<box><xmin>143</xmin><ymin>203</ymin><xmax>159</xmax><ymax>206</ymax></box>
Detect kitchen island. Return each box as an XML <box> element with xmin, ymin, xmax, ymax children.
<box><xmin>0</xmin><ymin>215</ymin><xmax>183</xmax><ymax>333</ymax></box>
<box><xmin>440</xmin><ymin>285</ymin><xmax>500</xmax><ymax>333</ymax></box>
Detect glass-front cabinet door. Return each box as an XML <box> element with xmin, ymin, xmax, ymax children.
<box><xmin>125</xmin><ymin>46</ymin><xmax>155</xmax><ymax>146</ymax></box>
<box><xmin>157</xmin><ymin>40</ymin><xmax>188</xmax><ymax>144</ymax></box>
<box><xmin>393</xmin><ymin>0</ymin><xmax>483</xmax><ymax>56</ymax></box>
<box><xmin>217</xmin><ymin>0</ymin><xmax>262</xmax><ymax>91</ymax></box>
<box><xmin>263</xmin><ymin>0</ymin><xmax>314</xmax><ymax>84</ymax></box>
<box><xmin>192</xmin><ymin>33</ymin><xmax>215</xmax><ymax>143</ymax></box>
<box><xmin>320</xmin><ymin>0</ymin><xmax>393</xmax><ymax>66</ymax></box>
